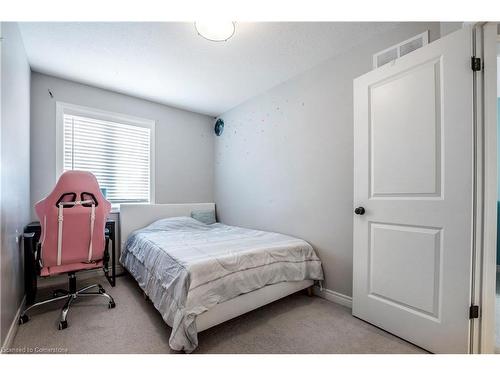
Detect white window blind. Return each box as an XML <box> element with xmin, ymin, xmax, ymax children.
<box><xmin>63</xmin><ymin>113</ymin><xmax>152</xmax><ymax>204</ymax></box>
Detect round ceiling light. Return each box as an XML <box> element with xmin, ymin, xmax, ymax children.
<box><xmin>195</xmin><ymin>22</ymin><xmax>235</xmax><ymax>42</ymax></box>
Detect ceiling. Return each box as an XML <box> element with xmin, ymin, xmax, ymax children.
<box><xmin>19</xmin><ymin>22</ymin><xmax>402</xmax><ymax>116</ymax></box>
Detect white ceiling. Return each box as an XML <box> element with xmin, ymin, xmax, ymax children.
<box><xmin>19</xmin><ymin>22</ymin><xmax>402</xmax><ymax>116</ymax></box>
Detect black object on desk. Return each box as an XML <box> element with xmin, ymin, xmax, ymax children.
<box><xmin>23</xmin><ymin>220</ymin><xmax>116</xmax><ymax>306</ymax></box>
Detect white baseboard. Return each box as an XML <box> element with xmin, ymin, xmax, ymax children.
<box><xmin>313</xmin><ymin>286</ymin><xmax>352</xmax><ymax>309</ymax></box>
<box><xmin>1</xmin><ymin>295</ymin><xmax>26</xmax><ymax>352</ymax></box>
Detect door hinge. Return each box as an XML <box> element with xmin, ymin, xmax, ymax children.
<box><xmin>471</xmin><ymin>56</ymin><xmax>481</xmax><ymax>72</ymax></box>
<box><xmin>469</xmin><ymin>305</ymin><xmax>480</xmax><ymax>319</ymax></box>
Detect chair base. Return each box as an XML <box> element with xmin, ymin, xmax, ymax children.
<box><xmin>19</xmin><ymin>272</ymin><xmax>115</xmax><ymax>330</ymax></box>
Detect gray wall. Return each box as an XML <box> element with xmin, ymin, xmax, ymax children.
<box><xmin>0</xmin><ymin>22</ymin><xmax>31</xmax><ymax>346</ymax></box>
<box><xmin>214</xmin><ymin>22</ymin><xmax>441</xmax><ymax>297</ymax></box>
<box><xmin>440</xmin><ymin>22</ymin><xmax>463</xmax><ymax>38</ymax></box>
<box><xmin>30</xmin><ymin>72</ymin><xmax>214</xmax><ymax>217</ymax></box>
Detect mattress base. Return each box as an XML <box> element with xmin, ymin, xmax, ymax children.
<box><xmin>196</xmin><ymin>279</ymin><xmax>314</xmax><ymax>332</ymax></box>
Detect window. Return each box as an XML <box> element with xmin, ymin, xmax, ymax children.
<box><xmin>56</xmin><ymin>102</ymin><xmax>155</xmax><ymax>206</ymax></box>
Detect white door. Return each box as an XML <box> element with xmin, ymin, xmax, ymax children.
<box><xmin>353</xmin><ymin>26</ymin><xmax>475</xmax><ymax>354</ymax></box>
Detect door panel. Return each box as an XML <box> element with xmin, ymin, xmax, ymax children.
<box><xmin>369</xmin><ymin>223</ymin><xmax>441</xmax><ymax>318</ymax></box>
<box><xmin>370</xmin><ymin>58</ymin><xmax>441</xmax><ymax>197</ymax></box>
<box><xmin>353</xmin><ymin>26</ymin><xmax>473</xmax><ymax>354</ymax></box>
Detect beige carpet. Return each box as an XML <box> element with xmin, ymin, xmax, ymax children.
<box><xmin>12</xmin><ymin>274</ymin><xmax>425</xmax><ymax>354</ymax></box>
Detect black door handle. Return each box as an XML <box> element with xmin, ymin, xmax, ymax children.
<box><xmin>354</xmin><ymin>207</ymin><xmax>365</xmax><ymax>215</ymax></box>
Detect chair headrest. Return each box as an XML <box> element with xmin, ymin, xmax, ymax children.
<box><xmin>36</xmin><ymin>170</ymin><xmax>111</xmax><ymax>211</ymax></box>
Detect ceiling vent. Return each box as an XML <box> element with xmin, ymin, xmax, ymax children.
<box><xmin>373</xmin><ymin>31</ymin><xmax>429</xmax><ymax>69</ymax></box>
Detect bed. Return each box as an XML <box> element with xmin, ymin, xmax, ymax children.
<box><xmin>119</xmin><ymin>203</ymin><xmax>323</xmax><ymax>352</ymax></box>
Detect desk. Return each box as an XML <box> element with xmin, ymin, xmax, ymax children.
<box><xmin>23</xmin><ymin>220</ymin><xmax>116</xmax><ymax>305</ymax></box>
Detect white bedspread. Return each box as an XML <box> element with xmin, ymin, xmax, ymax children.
<box><xmin>120</xmin><ymin>216</ymin><xmax>323</xmax><ymax>352</ymax></box>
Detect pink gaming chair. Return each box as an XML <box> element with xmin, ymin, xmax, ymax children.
<box><xmin>19</xmin><ymin>170</ymin><xmax>115</xmax><ymax>330</ymax></box>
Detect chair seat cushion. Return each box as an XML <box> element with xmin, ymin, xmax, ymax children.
<box><xmin>41</xmin><ymin>260</ymin><xmax>103</xmax><ymax>276</ymax></box>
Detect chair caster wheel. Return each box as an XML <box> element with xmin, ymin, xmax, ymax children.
<box><xmin>58</xmin><ymin>321</ymin><xmax>68</xmax><ymax>330</ymax></box>
<box><xmin>19</xmin><ymin>314</ymin><xmax>29</xmax><ymax>325</ymax></box>
<box><xmin>108</xmin><ymin>301</ymin><xmax>116</xmax><ymax>309</ymax></box>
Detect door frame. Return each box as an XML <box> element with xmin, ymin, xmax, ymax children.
<box><xmin>476</xmin><ymin>22</ymin><xmax>498</xmax><ymax>354</ymax></box>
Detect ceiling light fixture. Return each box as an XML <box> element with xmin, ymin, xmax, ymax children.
<box><xmin>195</xmin><ymin>22</ymin><xmax>235</xmax><ymax>42</ymax></box>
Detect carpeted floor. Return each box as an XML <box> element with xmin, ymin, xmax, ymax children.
<box><xmin>12</xmin><ymin>274</ymin><xmax>426</xmax><ymax>354</ymax></box>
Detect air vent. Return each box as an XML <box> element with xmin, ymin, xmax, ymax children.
<box><xmin>373</xmin><ymin>31</ymin><xmax>429</xmax><ymax>69</ymax></box>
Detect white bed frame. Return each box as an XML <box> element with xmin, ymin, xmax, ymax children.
<box><xmin>120</xmin><ymin>203</ymin><xmax>314</xmax><ymax>333</ymax></box>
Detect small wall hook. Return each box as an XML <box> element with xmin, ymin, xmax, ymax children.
<box><xmin>48</xmin><ymin>89</ymin><xmax>54</xmax><ymax>98</ymax></box>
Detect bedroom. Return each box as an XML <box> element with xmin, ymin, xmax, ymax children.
<box><xmin>1</xmin><ymin>0</ymin><xmax>499</xmax><ymax>372</ymax></box>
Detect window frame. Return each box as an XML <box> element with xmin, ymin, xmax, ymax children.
<box><xmin>55</xmin><ymin>101</ymin><xmax>156</xmax><ymax>207</ymax></box>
